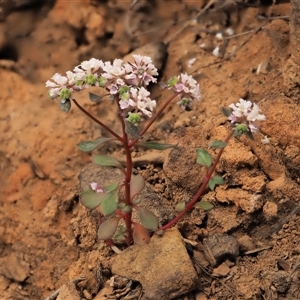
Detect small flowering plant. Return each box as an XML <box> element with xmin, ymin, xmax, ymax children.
<box><xmin>46</xmin><ymin>55</ymin><xmax>265</xmax><ymax>246</ymax></box>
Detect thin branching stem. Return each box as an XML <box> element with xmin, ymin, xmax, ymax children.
<box><xmin>160</xmin><ymin>130</ymin><xmax>234</xmax><ymax>231</ymax></box>
<box><xmin>129</xmin><ymin>93</ymin><xmax>180</xmax><ymax>147</ymax></box>
<box><xmin>118</xmin><ymin>111</ymin><xmax>134</xmax><ymax>245</ymax></box>
<box><xmin>72</xmin><ymin>99</ymin><xmax>123</xmax><ymax>142</ymax></box>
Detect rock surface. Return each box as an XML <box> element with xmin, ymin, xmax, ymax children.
<box><xmin>0</xmin><ymin>253</ymin><xmax>30</xmax><ymax>282</ymax></box>
<box><xmin>111</xmin><ymin>227</ymin><xmax>198</xmax><ymax>300</ymax></box>
<box><xmin>56</xmin><ymin>282</ymin><xmax>81</xmax><ymax>300</ymax></box>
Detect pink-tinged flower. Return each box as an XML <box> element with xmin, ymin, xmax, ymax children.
<box><xmin>46</xmin><ymin>72</ymin><xmax>75</xmax><ymax>99</ymax></box>
<box><xmin>167</xmin><ymin>73</ymin><xmax>201</xmax><ymax>109</ymax></box>
<box><xmin>124</xmin><ymin>54</ymin><xmax>158</xmax><ymax>86</ymax></box>
<box><xmin>228</xmin><ymin>99</ymin><xmax>266</xmax><ymax>133</ymax></box>
<box><xmin>80</xmin><ymin>58</ymin><xmax>104</xmax><ymax>73</ymax></box>
<box><xmin>129</xmin><ymin>87</ymin><xmax>156</xmax><ymax>118</ymax></box>
<box><xmin>90</xmin><ymin>182</ymin><xmax>104</xmax><ymax>193</ymax></box>
<box><xmin>102</xmin><ymin>59</ymin><xmax>125</xmax><ymax>79</ymax></box>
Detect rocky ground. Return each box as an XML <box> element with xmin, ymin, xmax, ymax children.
<box><xmin>0</xmin><ymin>0</ymin><xmax>300</xmax><ymax>299</ymax></box>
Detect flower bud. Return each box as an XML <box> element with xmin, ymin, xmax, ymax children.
<box><xmin>85</xmin><ymin>74</ymin><xmax>97</xmax><ymax>85</ymax></box>
<box><xmin>119</xmin><ymin>85</ymin><xmax>130</xmax><ymax>95</ymax></box>
<box><xmin>178</xmin><ymin>98</ymin><xmax>190</xmax><ymax>107</ymax></box>
<box><xmin>127</xmin><ymin>113</ymin><xmax>141</xmax><ymax>125</ymax></box>
<box><xmin>167</xmin><ymin>76</ymin><xmax>178</xmax><ymax>87</ymax></box>
<box><xmin>59</xmin><ymin>88</ymin><xmax>72</xmax><ymax>100</ymax></box>
<box><xmin>235</xmin><ymin>124</ymin><xmax>248</xmax><ymax>135</ymax></box>
<box><xmin>98</xmin><ymin>76</ymin><xmax>106</xmax><ymax>87</ymax></box>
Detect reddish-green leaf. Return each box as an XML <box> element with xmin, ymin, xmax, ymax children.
<box><xmin>209</xmin><ymin>140</ymin><xmax>227</xmax><ymax>149</ymax></box>
<box><xmin>245</xmin><ymin>130</ymin><xmax>255</xmax><ymax>140</ymax></box>
<box><xmin>134</xmin><ymin>206</ymin><xmax>159</xmax><ymax>231</ymax></box>
<box><xmin>133</xmin><ymin>223</ymin><xmax>150</xmax><ymax>245</ymax></box>
<box><xmin>175</xmin><ymin>202</ymin><xmax>186</xmax><ymax>212</ymax></box>
<box><xmin>89</xmin><ymin>92</ymin><xmax>102</xmax><ymax>102</ymax></box>
<box><xmin>196</xmin><ymin>149</ymin><xmax>212</xmax><ymax>167</ymax></box>
<box><xmin>130</xmin><ymin>174</ymin><xmax>145</xmax><ymax>199</ymax></box>
<box><xmin>221</xmin><ymin>107</ymin><xmax>232</xmax><ymax>117</ymax></box>
<box><xmin>208</xmin><ymin>175</ymin><xmax>224</xmax><ymax>190</ymax></box>
<box><xmin>60</xmin><ymin>99</ymin><xmax>71</xmax><ymax>113</ymax></box>
<box><xmin>93</xmin><ymin>155</ymin><xmax>124</xmax><ymax>172</ymax></box>
<box><xmin>77</xmin><ymin>137</ymin><xmax>115</xmax><ymax>152</ymax></box>
<box><xmin>136</xmin><ymin>141</ymin><xmax>178</xmax><ymax>150</ymax></box>
<box><xmin>125</xmin><ymin>121</ymin><xmax>141</xmax><ymax>139</ymax></box>
<box><xmin>195</xmin><ymin>201</ymin><xmax>214</xmax><ymax>211</ymax></box>
<box><xmin>80</xmin><ymin>190</ymin><xmax>107</xmax><ymax>209</ymax></box>
<box><xmin>101</xmin><ymin>189</ymin><xmax>118</xmax><ymax>216</ymax></box>
<box><xmin>97</xmin><ymin>217</ymin><xmax>119</xmax><ymax>240</ymax></box>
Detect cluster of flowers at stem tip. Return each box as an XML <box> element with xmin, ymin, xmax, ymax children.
<box><xmin>227</xmin><ymin>98</ymin><xmax>266</xmax><ymax>134</ymax></box>
<box><xmin>45</xmin><ymin>55</ymin><xmax>201</xmax><ymax>125</ymax></box>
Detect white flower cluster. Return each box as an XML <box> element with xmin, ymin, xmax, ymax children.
<box><xmin>46</xmin><ymin>55</ymin><xmax>158</xmax><ymax>120</ymax></box>
<box><xmin>228</xmin><ymin>99</ymin><xmax>266</xmax><ymax>133</ymax></box>
<box><xmin>168</xmin><ymin>73</ymin><xmax>201</xmax><ymax>110</ymax></box>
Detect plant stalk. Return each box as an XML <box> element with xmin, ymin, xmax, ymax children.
<box><xmin>119</xmin><ymin>112</ymin><xmax>134</xmax><ymax>245</ymax></box>
<box><xmin>72</xmin><ymin>99</ymin><xmax>123</xmax><ymax>142</ymax></box>
<box><xmin>160</xmin><ymin>130</ymin><xmax>234</xmax><ymax>231</ymax></box>
<box><xmin>129</xmin><ymin>93</ymin><xmax>179</xmax><ymax>147</ymax></box>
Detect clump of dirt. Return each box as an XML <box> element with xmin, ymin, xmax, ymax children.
<box><xmin>1</xmin><ymin>0</ymin><xmax>299</xmax><ymax>299</ymax></box>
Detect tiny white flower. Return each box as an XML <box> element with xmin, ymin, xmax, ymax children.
<box><xmin>216</xmin><ymin>32</ymin><xmax>223</xmax><ymax>40</ymax></box>
<box><xmin>187</xmin><ymin>57</ymin><xmax>196</xmax><ymax>68</ymax></box>
<box><xmin>228</xmin><ymin>99</ymin><xmax>266</xmax><ymax>133</ymax></box>
<box><xmin>225</xmin><ymin>28</ymin><xmax>234</xmax><ymax>36</ymax></box>
<box><xmin>212</xmin><ymin>46</ymin><xmax>220</xmax><ymax>57</ymax></box>
<box><xmin>261</xmin><ymin>135</ymin><xmax>270</xmax><ymax>144</ymax></box>
<box><xmin>52</xmin><ymin>73</ymin><xmax>68</xmax><ymax>85</ymax></box>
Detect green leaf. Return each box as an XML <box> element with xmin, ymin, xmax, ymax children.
<box><xmin>196</xmin><ymin>149</ymin><xmax>212</xmax><ymax>167</ymax></box>
<box><xmin>221</xmin><ymin>107</ymin><xmax>232</xmax><ymax>117</ymax></box>
<box><xmin>209</xmin><ymin>140</ymin><xmax>227</xmax><ymax>149</ymax></box>
<box><xmin>121</xmin><ymin>205</ymin><xmax>132</xmax><ymax>213</ymax></box>
<box><xmin>93</xmin><ymin>155</ymin><xmax>124</xmax><ymax>172</ymax></box>
<box><xmin>175</xmin><ymin>202</ymin><xmax>186</xmax><ymax>212</ymax></box>
<box><xmin>89</xmin><ymin>92</ymin><xmax>102</xmax><ymax>102</ymax></box>
<box><xmin>60</xmin><ymin>99</ymin><xmax>71</xmax><ymax>113</ymax></box>
<box><xmin>114</xmin><ymin>226</ymin><xmax>126</xmax><ymax>241</ymax></box>
<box><xmin>133</xmin><ymin>223</ymin><xmax>150</xmax><ymax>245</ymax></box>
<box><xmin>125</xmin><ymin>121</ymin><xmax>141</xmax><ymax>139</ymax></box>
<box><xmin>136</xmin><ymin>141</ymin><xmax>178</xmax><ymax>150</ymax></box>
<box><xmin>208</xmin><ymin>175</ymin><xmax>224</xmax><ymax>190</ymax></box>
<box><xmin>117</xmin><ymin>203</ymin><xmax>126</xmax><ymax>209</ymax></box>
<box><xmin>77</xmin><ymin>137</ymin><xmax>115</xmax><ymax>152</ymax></box>
<box><xmin>245</xmin><ymin>130</ymin><xmax>255</xmax><ymax>140</ymax></box>
<box><xmin>103</xmin><ymin>182</ymin><xmax>119</xmax><ymax>193</ymax></box>
<box><xmin>130</xmin><ymin>174</ymin><xmax>145</xmax><ymax>199</ymax></box>
<box><xmin>195</xmin><ymin>201</ymin><xmax>214</xmax><ymax>211</ymax></box>
<box><xmin>80</xmin><ymin>189</ymin><xmax>107</xmax><ymax>209</ymax></box>
<box><xmin>101</xmin><ymin>189</ymin><xmax>118</xmax><ymax>216</ymax></box>
<box><xmin>97</xmin><ymin>217</ymin><xmax>119</xmax><ymax>240</ymax></box>
<box><xmin>134</xmin><ymin>206</ymin><xmax>159</xmax><ymax>231</ymax></box>
<box><xmin>132</xmin><ymin>198</ymin><xmax>142</xmax><ymax>205</ymax></box>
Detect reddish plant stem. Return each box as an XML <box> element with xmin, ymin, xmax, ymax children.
<box><xmin>72</xmin><ymin>99</ymin><xmax>123</xmax><ymax>142</ymax></box>
<box><xmin>119</xmin><ymin>112</ymin><xmax>134</xmax><ymax>245</ymax></box>
<box><xmin>129</xmin><ymin>93</ymin><xmax>179</xmax><ymax>148</ymax></box>
<box><xmin>160</xmin><ymin>130</ymin><xmax>234</xmax><ymax>231</ymax></box>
